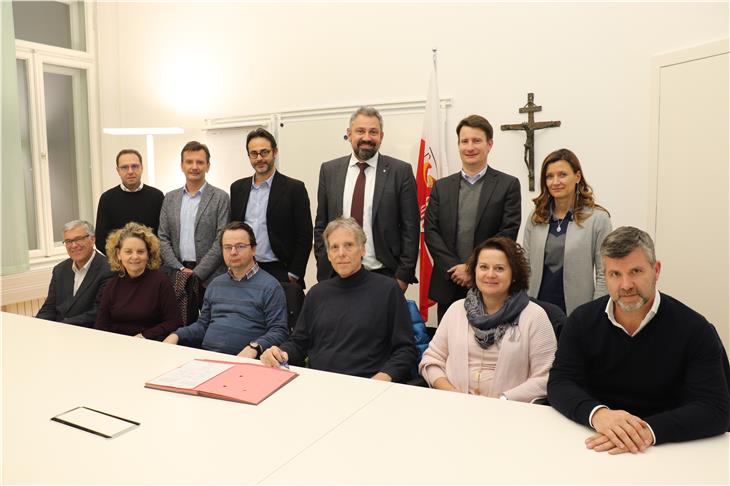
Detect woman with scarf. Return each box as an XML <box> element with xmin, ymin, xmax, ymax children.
<box><xmin>419</xmin><ymin>237</ymin><xmax>557</xmax><ymax>402</ymax></box>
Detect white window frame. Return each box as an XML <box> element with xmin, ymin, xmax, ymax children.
<box><xmin>13</xmin><ymin>2</ymin><xmax>102</xmax><ymax>268</ymax></box>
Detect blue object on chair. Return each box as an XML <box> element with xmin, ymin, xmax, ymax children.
<box><xmin>406</xmin><ymin>299</ymin><xmax>431</xmax><ymax>381</ymax></box>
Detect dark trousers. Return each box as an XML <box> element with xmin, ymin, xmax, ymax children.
<box><xmin>369</xmin><ymin>266</ymin><xmax>395</xmax><ymax>278</ymax></box>
<box><xmin>258</xmin><ymin>260</ymin><xmax>294</xmax><ymax>284</ymax></box>
<box><xmin>436</xmin><ymin>286</ymin><xmax>468</xmax><ymax>323</ymax></box>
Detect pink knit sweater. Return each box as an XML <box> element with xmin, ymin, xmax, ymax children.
<box><xmin>419</xmin><ymin>300</ymin><xmax>557</xmax><ymax>402</ymax></box>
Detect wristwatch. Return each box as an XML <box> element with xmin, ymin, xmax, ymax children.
<box><xmin>249</xmin><ymin>341</ymin><xmax>263</xmax><ymax>358</ymax></box>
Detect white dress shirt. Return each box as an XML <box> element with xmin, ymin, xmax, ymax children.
<box><xmin>72</xmin><ymin>250</ymin><xmax>97</xmax><ymax>296</ymax></box>
<box><xmin>119</xmin><ymin>182</ymin><xmax>144</xmax><ymax>192</ymax></box>
<box><xmin>342</xmin><ymin>153</ymin><xmax>383</xmax><ymax>271</ymax></box>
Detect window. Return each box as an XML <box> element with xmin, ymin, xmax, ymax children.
<box><xmin>14</xmin><ymin>2</ymin><xmax>99</xmax><ymax>261</ymax></box>
<box><xmin>12</xmin><ymin>1</ymin><xmax>86</xmax><ymax>51</ymax></box>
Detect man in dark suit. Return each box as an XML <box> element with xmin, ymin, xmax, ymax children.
<box><xmin>313</xmin><ymin>106</ymin><xmax>419</xmax><ymax>291</ymax></box>
<box><xmin>229</xmin><ymin>128</ymin><xmax>313</xmax><ymax>285</ymax></box>
<box><xmin>424</xmin><ymin>114</ymin><xmax>522</xmax><ymax>321</ymax></box>
<box><xmin>36</xmin><ymin>220</ymin><xmax>113</xmax><ymax>326</ymax></box>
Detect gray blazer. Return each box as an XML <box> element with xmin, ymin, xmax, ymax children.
<box><xmin>523</xmin><ymin>207</ymin><xmax>612</xmax><ymax>315</ymax></box>
<box><xmin>36</xmin><ymin>251</ymin><xmax>113</xmax><ymax>327</ymax></box>
<box><xmin>158</xmin><ymin>182</ymin><xmax>230</xmax><ymax>287</ymax></box>
<box><xmin>313</xmin><ymin>154</ymin><xmax>419</xmax><ymax>283</ymax></box>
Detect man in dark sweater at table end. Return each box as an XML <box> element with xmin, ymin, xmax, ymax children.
<box><xmin>548</xmin><ymin>226</ymin><xmax>729</xmax><ymax>454</ymax></box>
<box><xmin>261</xmin><ymin>217</ymin><xmax>417</xmax><ymax>383</ymax></box>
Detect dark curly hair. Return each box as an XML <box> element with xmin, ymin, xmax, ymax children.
<box><xmin>467</xmin><ymin>237</ymin><xmax>530</xmax><ymax>294</ymax></box>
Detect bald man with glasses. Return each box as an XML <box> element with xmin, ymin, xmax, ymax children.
<box><xmin>37</xmin><ymin>220</ymin><xmax>114</xmax><ymax>327</ymax></box>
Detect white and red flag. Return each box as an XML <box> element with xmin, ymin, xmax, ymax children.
<box><xmin>416</xmin><ymin>51</ymin><xmax>449</xmax><ymax>321</ymax></box>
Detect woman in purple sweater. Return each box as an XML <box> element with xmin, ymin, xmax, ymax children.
<box><xmin>95</xmin><ymin>222</ymin><xmax>181</xmax><ymax>340</ymax></box>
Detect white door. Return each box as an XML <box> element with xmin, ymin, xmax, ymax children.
<box><xmin>651</xmin><ymin>40</ymin><xmax>729</xmax><ymax>347</ymax></box>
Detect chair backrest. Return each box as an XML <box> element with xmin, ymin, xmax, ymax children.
<box><xmin>160</xmin><ymin>265</ymin><xmax>201</xmax><ymax>325</ymax></box>
<box><xmin>529</xmin><ymin>297</ymin><xmax>566</xmax><ymax>339</ymax></box>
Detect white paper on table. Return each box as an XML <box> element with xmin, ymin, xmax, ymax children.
<box><xmin>146</xmin><ymin>360</ymin><xmax>234</xmax><ymax>389</ymax></box>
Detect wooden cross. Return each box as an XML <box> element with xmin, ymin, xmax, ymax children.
<box><xmin>500</xmin><ymin>93</ymin><xmax>561</xmax><ymax>191</ymax></box>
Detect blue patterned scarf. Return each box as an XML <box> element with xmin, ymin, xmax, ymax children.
<box><xmin>464</xmin><ymin>288</ymin><xmax>530</xmax><ymax>349</ymax></box>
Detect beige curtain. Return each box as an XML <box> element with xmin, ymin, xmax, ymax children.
<box><xmin>1</xmin><ymin>2</ymin><xmax>30</xmax><ymax>275</ymax></box>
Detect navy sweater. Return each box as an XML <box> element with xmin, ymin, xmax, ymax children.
<box><xmin>548</xmin><ymin>293</ymin><xmax>730</xmax><ymax>444</ymax></box>
<box><xmin>281</xmin><ymin>267</ymin><xmax>417</xmax><ymax>383</ymax></box>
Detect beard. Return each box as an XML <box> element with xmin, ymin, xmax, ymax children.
<box><xmin>355</xmin><ymin>142</ymin><xmax>377</xmax><ymax>161</ymax></box>
<box><xmin>613</xmin><ymin>291</ymin><xmax>649</xmax><ymax>312</ymax></box>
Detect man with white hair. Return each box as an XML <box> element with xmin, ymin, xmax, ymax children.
<box><xmin>262</xmin><ymin>217</ymin><xmax>417</xmax><ymax>383</ymax></box>
<box><xmin>36</xmin><ymin>220</ymin><xmax>113</xmax><ymax>326</ymax></box>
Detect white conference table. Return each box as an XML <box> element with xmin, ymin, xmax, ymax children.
<box><xmin>3</xmin><ymin>312</ymin><xmax>728</xmax><ymax>485</ymax></box>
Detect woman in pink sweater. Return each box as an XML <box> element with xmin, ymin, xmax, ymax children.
<box><xmin>419</xmin><ymin>237</ymin><xmax>557</xmax><ymax>402</ymax></box>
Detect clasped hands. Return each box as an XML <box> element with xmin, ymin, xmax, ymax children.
<box><xmin>448</xmin><ymin>264</ymin><xmax>472</xmax><ymax>287</ymax></box>
<box><xmin>587</xmin><ymin>408</ymin><xmax>653</xmax><ymax>455</ymax></box>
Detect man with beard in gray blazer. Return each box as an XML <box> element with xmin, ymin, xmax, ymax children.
<box><xmin>313</xmin><ymin>106</ymin><xmax>419</xmax><ymax>292</ymax></box>
<box><xmin>158</xmin><ymin>141</ymin><xmax>230</xmax><ymax>289</ymax></box>
<box><xmin>37</xmin><ymin>220</ymin><xmax>113</xmax><ymax>326</ymax></box>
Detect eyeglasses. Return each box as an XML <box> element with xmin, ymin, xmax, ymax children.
<box><xmin>62</xmin><ymin>234</ymin><xmax>91</xmax><ymax>246</ymax></box>
<box><xmin>248</xmin><ymin>149</ymin><xmax>272</xmax><ymax>160</ymax></box>
<box><xmin>222</xmin><ymin>243</ymin><xmax>252</xmax><ymax>253</ymax></box>
<box><xmin>117</xmin><ymin>164</ymin><xmax>142</xmax><ymax>172</ymax></box>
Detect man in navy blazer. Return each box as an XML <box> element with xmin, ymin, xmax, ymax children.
<box><xmin>36</xmin><ymin>220</ymin><xmax>113</xmax><ymax>327</ymax></box>
<box><xmin>313</xmin><ymin>106</ymin><xmax>419</xmax><ymax>291</ymax></box>
<box><xmin>425</xmin><ymin>115</ymin><xmax>522</xmax><ymax>321</ymax></box>
<box><xmin>229</xmin><ymin>128</ymin><xmax>313</xmax><ymax>285</ymax></box>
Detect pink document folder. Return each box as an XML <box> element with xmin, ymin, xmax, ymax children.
<box><xmin>145</xmin><ymin>359</ymin><xmax>297</xmax><ymax>405</ymax></box>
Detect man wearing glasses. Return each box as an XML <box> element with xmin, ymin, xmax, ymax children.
<box><xmin>229</xmin><ymin>128</ymin><xmax>313</xmax><ymax>286</ymax></box>
<box><xmin>94</xmin><ymin>149</ymin><xmax>165</xmax><ymax>254</ymax></box>
<box><xmin>163</xmin><ymin>222</ymin><xmax>288</xmax><ymax>358</ymax></box>
<box><xmin>37</xmin><ymin>220</ymin><xmax>113</xmax><ymax>327</ymax></box>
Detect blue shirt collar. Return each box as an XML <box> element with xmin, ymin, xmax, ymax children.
<box><xmin>460</xmin><ymin>166</ymin><xmax>487</xmax><ymax>185</ymax></box>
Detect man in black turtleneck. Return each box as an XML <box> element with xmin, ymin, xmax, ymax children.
<box><xmin>261</xmin><ymin>217</ymin><xmax>417</xmax><ymax>383</ymax></box>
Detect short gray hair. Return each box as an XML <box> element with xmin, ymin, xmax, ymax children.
<box><xmin>349</xmin><ymin>106</ymin><xmax>383</xmax><ymax>131</ymax></box>
<box><xmin>323</xmin><ymin>217</ymin><xmax>366</xmax><ymax>249</ymax></box>
<box><xmin>600</xmin><ymin>226</ymin><xmax>656</xmax><ymax>264</ymax></box>
<box><xmin>63</xmin><ymin>219</ymin><xmax>95</xmax><ymax>236</ymax></box>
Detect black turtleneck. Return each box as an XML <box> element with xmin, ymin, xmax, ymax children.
<box><xmin>281</xmin><ymin>267</ymin><xmax>417</xmax><ymax>382</ymax></box>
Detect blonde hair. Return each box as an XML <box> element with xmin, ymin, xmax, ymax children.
<box><xmin>323</xmin><ymin>217</ymin><xmax>367</xmax><ymax>249</ymax></box>
<box><xmin>106</xmin><ymin>222</ymin><xmax>161</xmax><ymax>274</ymax></box>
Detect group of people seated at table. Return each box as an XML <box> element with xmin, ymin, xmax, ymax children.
<box><xmin>35</xmin><ymin>107</ymin><xmax>729</xmax><ymax>454</ymax></box>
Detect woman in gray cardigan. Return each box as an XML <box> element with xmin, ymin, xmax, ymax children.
<box><xmin>523</xmin><ymin>149</ymin><xmax>612</xmax><ymax>315</ymax></box>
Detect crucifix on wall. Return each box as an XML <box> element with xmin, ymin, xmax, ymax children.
<box><xmin>501</xmin><ymin>93</ymin><xmax>561</xmax><ymax>191</ymax></box>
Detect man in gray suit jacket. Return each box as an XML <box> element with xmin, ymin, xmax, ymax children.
<box><xmin>313</xmin><ymin>106</ymin><xmax>419</xmax><ymax>291</ymax></box>
<box><xmin>158</xmin><ymin>141</ymin><xmax>230</xmax><ymax>288</ymax></box>
<box><xmin>37</xmin><ymin>220</ymin><xmax>113</xmax><ymax>327</ymax></box>
<box><xmin>425</xmin><ymin>115</ymin><xmax>522</xmax><ymax>321</ymax></box>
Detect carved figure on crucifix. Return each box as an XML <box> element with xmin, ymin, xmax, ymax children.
<box><xmin>501</xmin><ymin>93</ymin><xmax>561</xmax><ymax>191</ymax></box>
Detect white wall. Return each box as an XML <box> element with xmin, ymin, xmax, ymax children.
<box><xmin>94</xmin><ymin>2</ymin><xmax>728</xmax><ymax>253</ymax></box>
